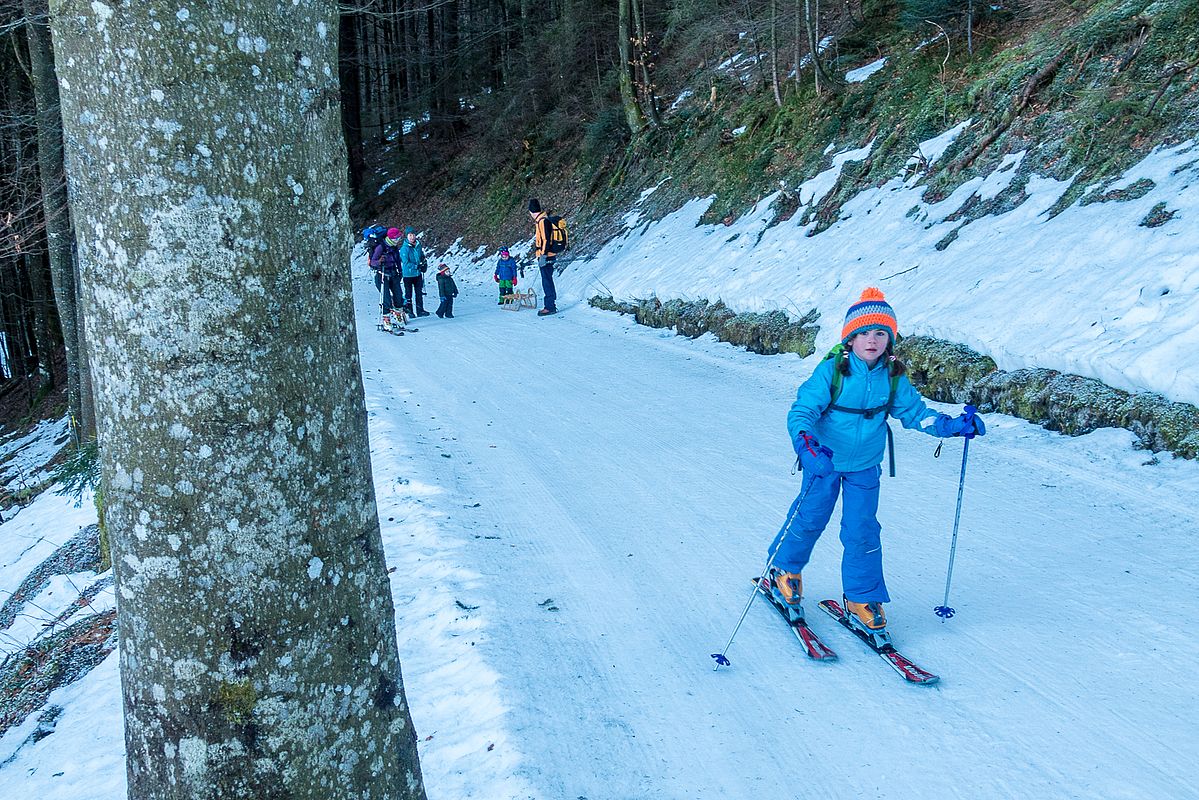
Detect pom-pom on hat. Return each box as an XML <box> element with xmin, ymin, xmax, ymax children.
<box><xmin>841</xmin><ymin>287</ymin><xmax>898</xmax><ymax>344</ymax></box>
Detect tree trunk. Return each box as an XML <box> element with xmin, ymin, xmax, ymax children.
<box><xmin>26</xmin><ymin>0</ymin><xmax>88</xmax><ymax>410</ymax></box>
<box><xmin>967</xmin><ymin>0</ymin><xmax>974</xmax><ymax>57</ymax></box>
<box><xmin>0</xmin><ymin>267</ymin><xmax>29</xmax><ymax>383</ymax></box>
<box><xmin>24</xmin><ymin>249</ymin><xmax>56</xmax><ymax>390</ymax></box>
<box><xmin>631</xmin><ymin>0</ymin><xmax>659</xmax><ymax>126</ymax></box>
<box><xmin>339</xmin><ymin>8</ymin><xmax>366</xmax><ymax>194</ymax></box>
<box><xmin>618</xmin><ymin>0</ymin><xmax>647</xmax><ymax>134</ymax></box>
<box><xmin>770</xmin><ymin>0</ymin><xmax>783</xmax><ymax>106</ymax></box>
<box><xmin>803</xmin><ymin>0</ymin><xmax>840</xmax><ymax>95</ymax></box>
<box><xmin>49</xmin><ymin>0</ymin><xmax>428</xmax><ymax>797</ymax></box>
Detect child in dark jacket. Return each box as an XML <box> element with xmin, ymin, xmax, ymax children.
<box><xmin>435</xmin><ymin>264</ymin><xmax>459</xmax><ymax>318</ymax></box>
<box><xmin>494</xmin><ymin>248</ymin><xmax>519</xmax><ymax>304</ymax></box>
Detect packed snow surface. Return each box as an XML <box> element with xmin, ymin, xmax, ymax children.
<box><xmin>2</xmin><ymin>122</ymin><xmax>1198</xmax><ymax>798</ymax></box>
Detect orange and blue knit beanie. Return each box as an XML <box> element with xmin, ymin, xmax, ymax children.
<box><xmin>841</xmin><ymin>287</ymin><xmax>898</xmax><ymax>344</ymax></box>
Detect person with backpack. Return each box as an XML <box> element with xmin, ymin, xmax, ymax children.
<box><xmin>398</xmin><ymin>226</ymin><xmax>430</xmax><ymax>317</ymax></box>
<box><xmin>766</xmin><ymin>288</ymin><xmax>986</xmax><ymax>635</ymax></box>
<box><xmin>527</xmin><ymin>198</ymin><xmax>566</xmax><ymax>316</ymax></box>
<box><xmin>368</xmin><ymin>227</ymin><xmax>403</xmax><ymax>319</ymax></box>
<box><xmin>434</xmin><ymin>264</ymin><xmax>459</xmax><ymax>318</ymax></box>
<box><xmin>494</xmin><ymin>248</ymin><xmax>519</xmax><ymax>304</ymax></box>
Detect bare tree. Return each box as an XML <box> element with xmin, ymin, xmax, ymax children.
<box><xmin>619</xmin><ymin>0</ymin><xmax>648</xmax><ymax>134</ymax></box>
<box><xmin>49</xmin><ymin>0</ymin><xmax>428</xmax><ymax>796</ymax></box>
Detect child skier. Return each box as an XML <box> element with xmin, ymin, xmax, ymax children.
<box><xmin>435</xmin><ymin>264</ymin><xmax>459</xmax><ymax>318</ymax></box>
<box><xmin>494</xmin><ymin>248</ymin><xmax>519</xmax><ymax>304</ymax></box>
<box><xmin>767</xmin><ymin>288</ymin><xmax>985</xmax><ymax>634</ymax></box>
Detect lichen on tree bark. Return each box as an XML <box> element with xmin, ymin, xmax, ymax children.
<box><xmin>49</xmin><ymin>0</ymin><xmax>427</xmax><ymax>796</ymax></box>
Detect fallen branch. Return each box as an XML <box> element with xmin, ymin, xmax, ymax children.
<box><xmin>949</xmin><ymin>47</ymin><xmax>1071</xmax><ymax>174</ymax></box>
<box><xmin>1147</xmin><ymin>56</ymin><xmax>1199</xmax><ymax>115</ymax></box>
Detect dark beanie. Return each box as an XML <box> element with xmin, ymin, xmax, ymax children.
<box><xmin>528</xmin><ymin>198</ymin><xmax>542</xmax><ymax>213</ymax></box>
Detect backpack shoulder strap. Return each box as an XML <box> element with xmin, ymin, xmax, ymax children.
<box><xmin>822</xmin><ymin>343</ymin><xmax>846</xmax><ymax>404</ymax></box>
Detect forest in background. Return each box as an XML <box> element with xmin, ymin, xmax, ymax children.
<box><xmin>1</xmin><ymin>0</ymin><xmax>1198</xmax><ymax>440</ymax></box>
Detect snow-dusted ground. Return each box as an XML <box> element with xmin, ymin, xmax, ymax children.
<box><xmin>2</xmin><ymin>122</ymin><xmax>1199</xmax><ymax>797</ymax></box>
<box><xmin>352</xmin><ymin>274</ymin><xmax>1199</xmax><ymax>799</ymax></box>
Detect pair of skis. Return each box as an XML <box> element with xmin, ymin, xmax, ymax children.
<box><xmin>751</xmin><ymin>576</ymin><xmax>939</xmax><ymax>685</ymax></box>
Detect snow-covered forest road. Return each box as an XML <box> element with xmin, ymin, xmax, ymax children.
<box><xmin>356</xmin><ymin>271</ymin><xmax>1199</xmax><ymax>800</ymax></box>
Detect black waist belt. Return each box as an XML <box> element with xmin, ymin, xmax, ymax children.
<box><xmin>827</xmin><ymin>404</ymin><xmax>897</xmax><ymax>477</ymax></box>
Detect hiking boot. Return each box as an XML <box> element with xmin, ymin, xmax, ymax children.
<box><xmin>537</xmin><ymin>308</ymin><xmax>556</xmax><ymax>316</ymax></box>
<box><xmin>773</xmin><ymin>571</ymin><xmax>803</xmax><ymax>605</ymax></box>
<box><xmin>417</xmin><ymin>310</ymin><xmax>431</xmax><ymax>317</ymax></box>
<box><xmin>845</xmin><ymin>600</ymin><xmax>887</xmax><ymax>631</ymax></box>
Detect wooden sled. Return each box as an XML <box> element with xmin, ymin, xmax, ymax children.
<box><xmin>501</xmin><ymin>289</ymin><xmax>538</xmax><ymax>310</ymax></box>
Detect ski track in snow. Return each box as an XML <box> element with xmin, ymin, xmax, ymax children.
<box><xmin>352</xmin><ymin>262</ymin><xmax>1199</xmax><ymax>800</ymax></box>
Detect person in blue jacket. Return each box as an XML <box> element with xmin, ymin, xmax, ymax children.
<box><xmin>494</xmin><ymin>248</ymin><xmax>519</xmax><ymax>304</ymax></box>
<box><xmin>398</xmin><ymin>226</ymin><xmax>430</xmax><ymax>317</ymax></box>
<box><xmin>767</xmin><ymin>288</ymin><xmax>985</xmax><ymax>633</ymax></box>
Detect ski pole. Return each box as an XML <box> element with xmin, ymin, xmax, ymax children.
<box><xmin>376</xmin><ymin>262</ymin><xmax>387</xmax><ymax>329</ymax></box>
<box><xmin>934</xmin><ymin>404</ymin><xmax>977</xmax><ymax>621</ymax></box>
<box><xmin>712</xmin><ymin>476</ymin><xmax>818</xmax><ymax>670</ymax></box>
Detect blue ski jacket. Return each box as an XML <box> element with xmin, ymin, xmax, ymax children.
<box><xmin>495</xmin><ymin>256</ymin><xmax>519</xmax><ymax>281</ymax></box>
<box><xmin>787</xmin><ymin>352</ymin><xmax>940</xmax><ymax>474</ymax></box>
<box><xmin>399</xmin><ymin>240</ymin><xmax>424</xmax><ymax>278</ymax></box>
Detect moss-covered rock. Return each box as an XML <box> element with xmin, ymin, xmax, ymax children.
<box><xmin>902</xmin><ymin>338</ymin><xmax>1199</xmax><ymax>459</ymax></box>
<box><xmin>588</xmin><ymin>295</ymin><xmax>819</xmax><ymax>356</ymax></box>
<box><xmin>896</xmin><ymin>336</ymin><xmax>999</xmax><ymax>403</ymax></box>
<box><xmin>586</xmin><ymin>311</ymin><xmax>1199</xmax><ymax>459</ymax></box>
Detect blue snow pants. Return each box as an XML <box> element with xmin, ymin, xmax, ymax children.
<box><xmin>766</xmin><ymin>466</ymin><xmax>890</xmax><ymax>603</ymax></box>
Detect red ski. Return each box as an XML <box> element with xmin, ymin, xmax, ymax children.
<box><xmin>752</xmin><ymin>577</ymin><xmax>837</xmax><ymax>661</ymax></box>
<box><xmin>817</xmin><ymin>599</ymin><xmax>939</xmax><ymax>685</ymax></box>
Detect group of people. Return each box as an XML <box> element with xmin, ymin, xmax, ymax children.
<box><xmin>368</xmin><ymin>226</ymin><xmax>459</xmax><ymax>320</ymax></box>
<box><xmin>488</xmin><ymin>198</ymin><xmax>565</xmax><ymax>315</ymax></box>
<box><xmin>369</xmin><ymin>197</ymin><xmax>564</xmax><ymax>322</ymax></box>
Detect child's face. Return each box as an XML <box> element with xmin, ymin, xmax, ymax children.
<box><xmin>850</xmin><ymin>328</ymin><xmax>890</xmax><ymax>366</ymax></box>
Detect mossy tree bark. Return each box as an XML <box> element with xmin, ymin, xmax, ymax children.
<box><xmin>618</xmin><ymin>0</ymin><xmax>648</xmax><ymax>135</ymax></box>
<box><xmin>48</xmin><ymin>0</ymin><xmax>427</xmax><ymax>797</ymax></box>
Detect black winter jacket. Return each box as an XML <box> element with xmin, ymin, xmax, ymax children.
<box><xmin>436</xmin><ymin>273</ymin><xmax>458</xmax><ymax>297</ymax></box>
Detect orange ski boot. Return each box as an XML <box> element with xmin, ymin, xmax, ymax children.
<box><xmin>845</xmin><ymin>600</ymin><xmax>887</xmax><ymax>631</ymax></box>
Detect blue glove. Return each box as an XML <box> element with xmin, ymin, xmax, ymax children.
<box><xmin>796</xmin><ymin>432</ymin><xmax>835</xmax><ymax>477</ymax></box>
<box><xmin>933</xmin><ymin>405</ymin><xmax>986</xmax><ymax>438</ymax></box>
